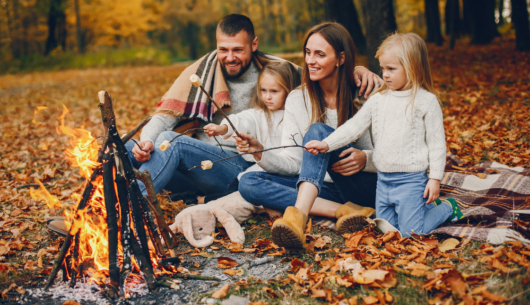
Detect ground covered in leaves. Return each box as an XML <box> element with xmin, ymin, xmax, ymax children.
<box><xmin>0</xmin><ymin>38</ymin><xmax>529</xmax><ymax>304</ymax></box>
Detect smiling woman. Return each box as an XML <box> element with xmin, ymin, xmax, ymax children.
<box><xmin>238</xmin><ymin>22</ymin><xmax>379</xmax><ymax>251</ymax></box>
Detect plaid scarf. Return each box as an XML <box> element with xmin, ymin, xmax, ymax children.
<box><xmin>155</xmin><ymin>50</ymin><xmax>295</xmax><ymax>121</ymax></box>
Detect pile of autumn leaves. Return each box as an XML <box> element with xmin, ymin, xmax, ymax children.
<box><xmin>205</xmin><ymin>222</ymin><xmax>529</xmax><ymax>304</ymax></box>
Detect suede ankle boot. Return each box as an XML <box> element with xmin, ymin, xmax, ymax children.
<box><xmin>271</xmin><ymin>206</ymin><xmax>308</xmax><ymax>251</ymax></box>
<box><xmin>335</xmin><ymin>202</ymin><xmax>375</xmax><ymax>235</ymax></box>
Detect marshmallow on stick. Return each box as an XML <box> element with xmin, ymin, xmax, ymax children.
<box><xmin>189</xmin><ymin>74</ymin><xmax>243</xmax><ymax>139</ymax></box>
<box><xmin>159</xmin><ymin>140</ymin><xmax>171</xmax><ymax>151</ymax></box>
<box><xmin>201</xmin><ymin>160</ymin><xmax>213</xmax><ymax>170</ymax></box>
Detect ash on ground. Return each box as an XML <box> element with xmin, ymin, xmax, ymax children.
<box><xmin>6</xmin><ymin>252</ymin><xmax>289</xmax><ymax>305</ymax></box>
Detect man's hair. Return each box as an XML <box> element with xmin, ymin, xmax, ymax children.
<box><xmin>217</xmin><ymin>14</ymin><xmax>255</xmax><ymax>40</ymax></box>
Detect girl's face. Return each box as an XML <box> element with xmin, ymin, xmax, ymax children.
<box><xmin>379</xmin><ymin>51</ymin><xmax>408</xmax><ymax>91</ymax></box>
<box><xmin>305</xmin><ymin>33</ymin><xmax>340</xmax><ymax>82</ymax></box>
<box><xmin>260</xmin><ymin>73</ymin><xmax>287</xmax><ymax>111</ymax></box>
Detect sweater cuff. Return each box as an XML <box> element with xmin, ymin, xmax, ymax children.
<box><xmin>322</xmin><ymin>139</ymin><xmax>342</xmax><ymax>153</ymax></box>
<box><xmin>362</xmin><ymin>150</ymin><xmax>377</xmax><ymax>173</ymax></box>
<box><xmin>428</xmin><ymin>169</ymin><xmax>444</xmax><ymax>181</ymax></box>
<box><xmin>220</xmin><ymin>119</ymin><xmax>234</xmax><ymax>140</ymax></box>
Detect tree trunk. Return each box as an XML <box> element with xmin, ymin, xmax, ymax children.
<box><xmin>186</xmin><ymin>22</ymin><xmax>198</xmax><ymax>60</ymax></box>
<box><xmin>360</xmin><ymin>0</ymin><xmax>397</xmax><ymax>72</ymax></box>
<box><xmin>449</xmin><ymin>0</ymin><xmax>459</xmax><ymax>49</ymax></box>
<box><xmin>469</xmin><ymin>0</ymin><xmax>495</xmax><ymax>44</ymax></box>
<box><xmin>462</xmin><ymin>0</ymin><xmax>472</xmax><ymax>35</ymax></box>
<box><xmin>424</xmin><ymin>0</ymin><xmax>444</xmax><ymax>46</ymax></box>
<box><xmin>511</xmin><ymin>0</ymin><xmax>530</xmax><ymax>50</ymax></box>
<box><xmin>74</xmin><ymin>0</ymin><xmax>84</xmax><ymax>53</ymax></box>
<box><xmin>45</xmin><ymin>0</ymin><xmax>66</xmax><ymax>55</ymax></box>
<box><xmin>277</xmin><ymin>0</ymin><xmax>286</xmax><ymax>44</ymax></box>
<box><xmin>498</xmin><ymin>0</ymin><xmax>505</xmax><ymax>25</ymax></box>
<box><xmin>267</xmin><ymin>0</ymin><xmax>278</xmax><ymax>45</ymax></box>
<box><xmin>325</xmin><ymin>0</ymin><xmax>367</xmax><ymax>54</ymax></box>
<box><xmin>445</xmin><ymin>0</ymin><xmax>460</xmax><ymax>36</ymax></box>
<box><xmin>261</xmin><ymin>0</ymin><xmax>269</xmax><ymax>45</ymax></box>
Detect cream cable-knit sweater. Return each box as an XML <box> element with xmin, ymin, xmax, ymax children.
<box><xmin>221</xmin><ymin>108</ymin><xmax>284</xmax><ymax>179</ymax></box>
<box><xmin>256</xmin><ymin>88</ymin><xmax>376</xmax><ymax>183</ymax></box>
<box><xmin>323</xmin><ymin>88</ymin><xmax>446</xmax><ymax>180</ymax></box>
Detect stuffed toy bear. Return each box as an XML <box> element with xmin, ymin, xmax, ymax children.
<box><xmin>169</xmin><ymin>191</ymin><xmax>258</xmax><ymax>248</ymax></box>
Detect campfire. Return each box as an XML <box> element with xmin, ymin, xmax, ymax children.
<box><xmin>31</xmin><ymin>92</ymin><xmax>181</xmax><ymax>299</ymax></box>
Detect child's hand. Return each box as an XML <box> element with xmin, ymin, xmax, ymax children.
<box><xmin>423</xmin><ymin>179</ymin><xmax>440</xmax><ymax>204</ymax></box>
<box><xmin>204</xmin><ymin>123</ymin><xmax>228</xmax><ymax>137</ymax></box>
<box><xmin>235</xmin><ymin>133</ymin><xmax>264</xmax><ymax>160</ymax></box>
<box><xmin>304</xmin><ymin>140</ymin><xmax>329</xmax><ymax>155</ymax></box>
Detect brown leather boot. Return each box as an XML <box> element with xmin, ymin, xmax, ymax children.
<box><xmin>336</xmin><ymin>202</ymin><xmax>375</xmax><ymax>235</ymax></box>
<box><xmin>271</xmin><ymin>206</ymin><xmax>308</xmax><ymax>251</ymax></box>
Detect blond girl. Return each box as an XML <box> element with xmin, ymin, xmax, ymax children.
<box><xmin>306</xmin><ymin>33</ymin><xmax>463</xmax><ymax>237</ymax></box>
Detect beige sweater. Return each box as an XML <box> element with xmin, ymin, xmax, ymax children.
<box><xmin>256</xmin><ymin>88</ymin><xmax>376</xmax><ymax>183</ymax></box>
<box><xmin>323</xmin><ymin>88</ymin><xmax>446</xmax><ymax>180</ymax></box>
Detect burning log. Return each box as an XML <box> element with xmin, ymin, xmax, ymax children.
<box><xmin>102</xmin><ymin>153</ymin><xmax>120</xmax><ymax>294</ymax></box>
<box><xmin>45</xmin><ymin>91</ymin><xmax>181</xmax><ymax>297</ymax></box>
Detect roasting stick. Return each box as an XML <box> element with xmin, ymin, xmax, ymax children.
<box><xmin>190</xmin><ymin>74</ymin><xmax>243</xmax><ymax>139</ymax></box>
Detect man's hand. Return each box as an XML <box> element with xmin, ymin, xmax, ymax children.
<box><xmin>204</xmin><ymin>123</ymin><xmax>228</xmax><ymax>137</ymax></box>
<box><xmin>304</xmin><ymin>140</ymin><xmax>329</xmax><ymax>155</ymax></box>
<box><xmin>423</xmin><ymin>179</ymin><xmax>440</xmax><ymax>204</ymax></box>
<box><xmin>354</xmin><ymin>66</ymin><xmax>384</xmax><ymax>98</ymax></box>
<box><xmin>331</xmin><ymin>147</ymin><xmax>367</xmax><ymax>176</ymax></box>
<box><xmin>234</xmin><ymin>133</ymin><xmax>264</xmax><ymax>160</ymax></box>
<box><xmin>132</xmin><ymin>141</ymin><xmax>154</xmax><ymax>162</ymax></box>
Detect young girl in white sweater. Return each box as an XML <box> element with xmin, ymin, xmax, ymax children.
<box><xmin>204</xmin><ymin>61</ymin><xmax>301</xmax><ymax>179</ymax></box>
<box><xmin>306</xmin><ymin>33</ymin><xmax>463</xmax><ymax>237</ymax></box>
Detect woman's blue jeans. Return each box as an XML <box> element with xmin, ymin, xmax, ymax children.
<box><xmin>376</xmin><ymin>171</ymin><xmax>452</xmax><ymax>237</ymax></box>
<box><xmin>125</xmin><ymin>131</ymin><xmax>253</xmax><ymax>197</ymax></box>
<box><xmin>239</xmin><ymin>123</ymin><xmax>377</xmax><ymax>212</ymax></box>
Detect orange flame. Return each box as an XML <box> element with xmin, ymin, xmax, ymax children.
<box><xmin>32</xmin><ymin>105</ymin><xmax>167</xmax><ymax>284</ymax></box>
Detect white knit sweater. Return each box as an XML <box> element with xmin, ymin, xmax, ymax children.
<box><xmin>256</xmin><ymin>88</ymin><xmax>376</xmax><ymax>183</ymax></box>
<box><xmin>323</xmin><ymin>88</ymin><xmax>446</xmax><ymax>180</ymax></box>
<box><xmin>221</xmin><ymin>108</ymin><xmax>284</xmax><ymax>179</ymax></box>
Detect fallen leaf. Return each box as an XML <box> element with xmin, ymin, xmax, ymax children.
<box><xmin>437</xmin><ymin>238</ymin><xmax>460</xmax><ymax>252</ymax></box>
<box><xmin>363</xmin><ymin>295</ymin><xmax>379</xmax><ymax>304</ymax></box>
<box><xmin>62</xmin><ymin>301</ymin><xmax>81</xmax><ymax>305</ymax></box>
<box><xmin>217</xmin><ymin>256</ymin><xmax>238</xmax><ymax>269</ymax></box>
<box><xmin>211</xmin><ymin>284</ymin><xmax>230</xmax><ymax>299</ymax></box>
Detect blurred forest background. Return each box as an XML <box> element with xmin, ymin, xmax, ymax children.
<box><xmin>0</xmin><ymin>0</ymin><xmax>529</xmax><ymax>74</ymax></box>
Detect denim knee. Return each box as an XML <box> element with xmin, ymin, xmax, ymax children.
<box><xmin>157</xmin><ymin>131</ymin><xmax>179</xmax><ymax>144</ymax></box>
<box><xmin>238</xmin><ymin>173</ymin><xmax>261</xmax><ymax>206</ymax></box>
<box><xmin>303</xmin><ymin>123</ymin><xmax>333</xmax><ymax>143</ymax></box>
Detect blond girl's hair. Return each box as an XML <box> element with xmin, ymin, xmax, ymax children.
<box><xmin>252</xmin><ymin>61</ymin><xmax>301</xmax><ymax>128</ymax></box>
<box><xmin>373</xmin><ymin>33</ymin><xmax>441</xmax><ymax>116</ymax></box>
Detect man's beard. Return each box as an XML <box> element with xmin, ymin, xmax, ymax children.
<box><xmin>220</xmin><ymin>60</ymin><xmax>252</xmax><ymax>81</ymax></box>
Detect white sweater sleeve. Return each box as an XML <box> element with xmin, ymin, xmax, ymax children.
<box><xmin>255</xmin><ymin>95</ymin><xmax>305</xmax><ymax>176</ymax></box>
<box><xmin>323</xmin><ymin>97</ymin><xmax>374</xmax><ymax>152</ymax></box>
<box><xmin>424</xmin><ymin>98</ymin><xmax>446</xmax><ymax>180</ymax></box>
<box><xmin>140</xmin><ymin>114</ymin><xmax>180</xmax><ymax>144</ymax></box>
<box><xmin>220</xmin><ymin>109</ymin><xmax>258</xmax><ymax>141</ymax></box>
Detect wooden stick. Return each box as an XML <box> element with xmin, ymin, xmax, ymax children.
<box><xmin>115</xmin><ymin>172</ymin><xmax>132</xmax><ymax>297</ymax></box>
<box><xmin>98</xmin><ymin>91</ymin><xmax>116</xmax><ymax>130</ymax></box>
<box><xmin>137</xmin><ymin>193</ymin><xmax>166</xmax><ymax>257</ymax></box>
<box><xmin>134</xmin><ymin>169</ymin><xmax>177</xmax><ymax>250</ymax></box>
<box><xmin>198</xmin><ymin>85</ymin><xmax>242</xmax><ymax>139</ymax></box>
<box><xmin>129</xmin><ymin>234</ymin><xmax>157</xmax><ymax>291</ymax></box>
<box><xmin>108</xmin><ymin>123</ymin><xmax>154</xmax><ymax>270</ymax></box>
<box><xmin>161</xmin><ymin>274</ymin><xmax>221</xmax><ymax>281</ymax></box>
<box><xmin>102</xmin><ymin>152</ymin><xmax>119</xmax><ymax>293</ymax></box>
<box><xmin>69</xmin><ymin>234</ymin><xmax>80</xmax><ymax>287</ymax></box>
<box><xmin>188</xmin><ymin>144</ymin><xmax>306</xmax><ymax>171</ymax></box>
<box><xmin>121</xmin><ymin>116</ymin><xmax>152</xmax><ymax>144</ymax></box>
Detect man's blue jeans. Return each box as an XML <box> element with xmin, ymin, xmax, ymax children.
<box><xmin>376</xmin><ymin>171</ymin><xmax>452</xmax><ymax>237</ymax></box>
<box><xmin>125</xmin><ymin>131</ymin><xmax>253</xmax><ymax>197</ymax></box>
<box><xmin>239</xmin><ymin>123</ymin><xmax>377</xmax><ymax>212</ymax></box>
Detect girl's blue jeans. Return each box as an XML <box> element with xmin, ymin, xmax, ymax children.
<box><xmin>239</xmin><ymin>123</ymin><xmax>377</xmax><ymax>212</ymax></box>
<box><xmin>125</xmin><ymin>131</ymin><xmax>253</xmax><ymax>197</ymax></box>
<box><xmin>376</xmin><ymin>171</ymin><xmax>452</xmax><ymax>237</ymax></box>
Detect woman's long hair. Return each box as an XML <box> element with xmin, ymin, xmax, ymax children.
<box><xmin>301</xmin><ymin>22</ymin><xmax>357</xmax><ymax>127</ymax></box>
<box><xmin>251</xmin><ymin>61</ymin><xmax>301</xmax><ymax>129</ymax></box>
<box><xmin>372</xmin><ymin>33</ymin><xmax>441</xmax><ymax>115</ymax></box>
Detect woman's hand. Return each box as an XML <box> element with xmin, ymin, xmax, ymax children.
<box><xmin>204</xmin><ymin>123</ymin><xmax>228</xmax><ymax>137</ymax></box>
<box><xmin>354</xmin><ymin>66</ymin><xmax>384</xmax><ymax>98</ymax></box>
<box><xmin>234</xmin><ymin>132</ymin><xmax>264</xmax><ymax>160</ymax></box>
<box><xmin>304</xmin><ymin>140</ymin><xmax>329</xmax><ymax>155</ymax></box>
<box><xmin>423</xmin><ymin>179</ymin><xmax>440</xmax><ymax>204</ymax></box>
<box><xmin>132</xmin><ymin>141</ymin><xmax>154</xmax><ymax>162</ymax></box>
<box><xmin>331</xmin><ymin>147</ymin><xmax>367</xmax><ymax>176</ymax></box>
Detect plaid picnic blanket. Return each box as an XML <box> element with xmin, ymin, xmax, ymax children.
<box><xmin>313</xmin><ymin>154</ymin><xmax>530</xmax><ymax>245</ymax></box>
